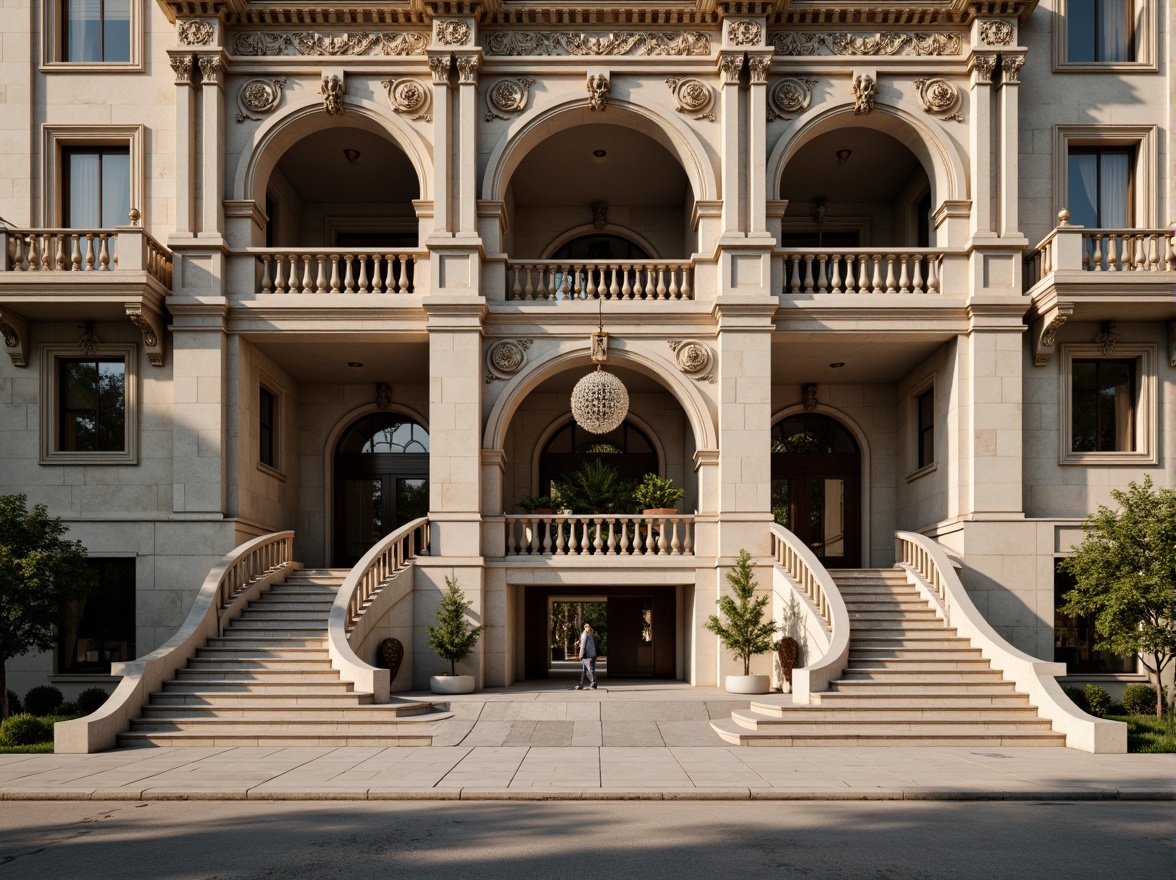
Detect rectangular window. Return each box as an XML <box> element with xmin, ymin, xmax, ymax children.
<box><xmin>1066</xmin><ymin>148</ymin><xmax>1132</xmax><ymax>229</ymax></box>
<box><xmin>1071</xmin><ymin>359</ymin><xmax>1136</xmax><ymax>452</ymax></box>
<box><xmin>259</xmin><ymin>386</ymin><xmax>277</xmax><ymax>469</ymax></box>
<box><xmin>63</xmin><ymin>147</ymin><xmax>131</xmax><ymax>228</ymax></box>
<box><xmin>63</xmin><ymin>0</ymin><xmax>131</xmax><ymax>63</ymax></box>
<box><xmin>58</xmin><ymin>557</ymin><xmax>136</xmax><ymax>674</ymax></box>
<box><xmin>59</xmin><ymin>358</ymin><xmax>127</xmax><ymax>452</ymax></box>
<box><xmin>1054</xmin><ymin>560</ymin><xmax>1133</xmax><ymax>673</ymax></box>
<box><xmin>1066</xmin><ymin>0</ymin><xmax>1134</xmax><ymax>62</ymax></box>
<box><xmin>916</xmin><ymin>389</ymin><xmax>935</xmax><ymax>469</ymax></box>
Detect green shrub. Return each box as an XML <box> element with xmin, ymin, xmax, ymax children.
<box><xmin>1062</xmin><ymin>685</ymin><xmax>1089</xmax><ymax>713</ymax></box>
<box><xmin>1121</xmin><ymin>684</ymin><xmax>1166</xmax><ymax>716</ymax></box>
<box><xmin>76</xmin><ymin>687</ymin><xmax>110</xmax><ymax>716</ymax></box>
<box><xmin>0</xmin><ymin>714</ymin><xmax>53</xmax><ymax>747</ymax></box>
<box><xmin>5</xmin><ymin>690</ymin><xmax>21</xmax><ymax>715</ymax></box>
<box><xmin>1083</xmin><ymin>684</ymin><xmax>1113</xmax><ymax>718</ymax></box>
<box><xmin>56</xmin><ymin>701</ymin><xmax>81</xmax><ymax>718</ymax></box>
<box><xmin>23</xmin><ymin>685</ymin><xmax>64</xmax><ymax>716</ymax></box>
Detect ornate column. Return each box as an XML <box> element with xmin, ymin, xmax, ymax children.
<box><xmin>427</xmin><ymin>52</ymin><xmax>454</xmax><ymax>237</ymax></box>
<box><xmin>966</xmin><ymin>49</ymin><xmax>998</xmax><ymax>239</ymax></box>
<box><xmin>454</xmin><ymin>49</ymin><xmax>482</xmax><ymax>238</ymax></box>
<box><xmin>168</xmin><ymin>51</ymin><xmax>197</xmax><ymax>239</ymax></box>
<box><xmin>716</xmin><ymin>51</ymin><xmax>745</xmax><ymax>236</ymax></box>
<box><xmin>996</xmin><ymin>45</ymin><xmax>1026</xmax><ymax>238</ymax></box>
<box><xmin>196</xmin><ymin>52</ymin><xmax>226</xmax><ymax>238</ymax></box>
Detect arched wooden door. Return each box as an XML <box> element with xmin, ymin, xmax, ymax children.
<box><xmin>333</xmin><ymin>414</ymin><xmax>429</xmax><ymax>566</ymax></box>
<box><xmin>771</xmin><ymin>413</ymin><xmax>861</xmax><ymax>569</ymax></box>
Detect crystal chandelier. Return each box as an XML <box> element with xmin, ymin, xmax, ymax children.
<box><xmin>570</xmin><ymin>299</ymin><xmax>628</xmax><ymax>434</ymax></box>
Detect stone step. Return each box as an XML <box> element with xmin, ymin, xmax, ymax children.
<box><xmin>195</xmin><ymin>647</ymin><xmax>331</xmax><ymax>660</ymax></box>
<box><xmin>116</xmin><ymin>730</ymin><xmax>433</xmax><ymax>748</ymax></box>
<box><xmin>850</xmin><ymin>633</ymin><xmax>964</xmax><ymax>645</ymax></box>
<box><xmin>238</xmin><ymin>608</ymin><xmax>329</xmax><ymax>620</ymax></box>
<box><xmin>185</xmin><ymin>659</ymin><xmax>337</xmax><ymax>672</ymax></box>
<box><xmin>225</xmin><ymin>619</ymin><xmax>328</xmax><ymax>631</ymax></box>
<box><xmin>161</xmin><ymin>680</ymin><xmax>356</xmax><ymax>693</ymax></box>
<box><xmin>141</xmin><ymin>703</ymin><xmax>437</xmax><ymax>721</ymax></box>
<box><xmin>829</xmin><ymin>681</ymin><xmax>1017</xmax><ymax>694</ymax></box>
<box><xmin>148</xmin><ymin>691</ymin><xmax>374</xmax><ymax>707</ymax></box>
<box><xmin>174</xmin><ymin>669</ymin><xmax>342</xmax><ymax>682</ymax></box>
<box><xmin>845</xmin><ymin>659</ymin><xmax>995</xmax><ymax>671</ymax></box>
<box><xmin>849</xmin><ymin>649</ymin><xmax>985</xmax><ymax>661</ymax></box>
<box><xmin>838</xmin><ymin>669</ymin><xmax>1007</xmax><ymax>682</ymax></box>
<box><xmin>206</xmin><ymin>637</ymin><xmax>326</xmax><ymax>649</ymax></box>
<box><xmin>729</xmin><ymin>710</ymin><xmax>1056</xmax><ymax>733</ymax></box>
<box><xmin>710</xmin><ymin>719</ymin><xmax>1065</xmax><ymax>747</ymax></box>
<box><xmin>247</xmin><ymin>600</ymin><xmax>336</xmax><ymax>611</ymax></box>
<box><xmin>810</xmin><ymin>691</ymin><xmax>1031</xmax><ymax>707</ymax></box>
<box><xmin>748</xmin><ymin>702</ymin><xmax>1039</xmax><ymax>720</ymax></box>
<box><xmin>127</xmin><ymin>717</ymin><xmax>444</xmax><ymax>734</ymax></box>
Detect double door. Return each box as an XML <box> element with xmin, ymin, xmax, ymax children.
<box><xmin>334</xmin><ymin>454</ymin><xmax>428</xmax><ymax>566</ymax></box>
<box><xmin>771</xmin><ymin>457</ymin><xmax>860</xmax><ymax>569</ymax></box>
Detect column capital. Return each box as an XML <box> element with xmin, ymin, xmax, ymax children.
<box><xmin>196</xmin><ymin>52</ymin><xmax>226</xmax><ymax>88</ymax></box>
<box><xmin>717</xmin><ymin>52</ymin><xmax>744</xmax><ymax>84</ymax></box>
<box><xmin>168</xmin><ymin>51</ymin><xmax>195</xmax><ymax>86</ymax></box>
<box><xmin>999</xmin><ymin>52</ymin><xmax>1026</xmax><ymax>86</ymax></box>
<box><xmin>968</xmin><ymin>51</ymin><xmax>998</xmax><ymax>86</ymax></box>
<box><xmin>454</xmin><ymin>51</ymin><xmax>482</xmax><ymax>84</ymax></box>
<box><xmin>428</xmin><ymin>53</ymin><xmax>453</xmax><ymax>84</ymax></box>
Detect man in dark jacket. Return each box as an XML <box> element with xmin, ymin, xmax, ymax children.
<box><xmin>576</xmin><ymin>623</ymin><xmax>598</xmax><ymax>690</ymax></box>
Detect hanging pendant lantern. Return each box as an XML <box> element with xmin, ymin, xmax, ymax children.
<box><xmin>571</xmin><ymin>317</ymin><xmax>629</xmax><ymax>434</ymax></box>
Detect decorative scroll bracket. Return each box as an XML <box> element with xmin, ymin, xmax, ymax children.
<box><xmin>0</xmin><ymin>309</ymin><xmax>30</xmax><ymax>367</ymax></box>
<box><xmin>126</xmin><ymin>303</ymin><xmax>167</xmax><ymax>367</ymax></box>
<box><xmin>1032</xmin><ymin>303</ymin><xmax>1073</xmax><ymax>367</ymax></box>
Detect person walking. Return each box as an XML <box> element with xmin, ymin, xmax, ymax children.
<box><xmin>576</xmin><ymin>623</ymin><xmax>598</xmax><ymax>690</ymax></box>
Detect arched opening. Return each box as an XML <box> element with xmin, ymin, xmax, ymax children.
<box><xmin>779</xmin><ymin>127</ymin><xmax>932</xmax><ymax>250</ymax></box>
<box><xmin>537</xmin><ymin>418</ymin><xmax>659</xmax><ymax>501</ymax></box>
<box><xmin>333</xmin><ymin>413</ymin><xmax>428</xmax><ymax>566</ymax></box>
<box><xmin>771</xmin><ymin>413</ymin><xmax>862</xmax><ymax>569</ymax></box>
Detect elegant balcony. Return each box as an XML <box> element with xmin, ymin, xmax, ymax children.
<box><xmin>2</xmin><ymin>226</ymin><xmax>172</xmax><ymax>287</ymax></box>
<box><xmin>249</xmin><ymin>248</ymin><xmax>423</xmax><ymax>295</ymax></box>
<box><xmin>1026</xmin><ymin>226</ymin><xmax>1175</xmax><ymax>284</ymax></box>
<box><xmin>502</xmin><ymin>513</ymin><xmax>695</xmax><ymax>558</ymax></box>
<box><xmin>778</xmin><ymin>248</ymin><xmax>946</xmax><ymax>295</ymax></box>
<box><xmin>505</xmin><ymin>259</ymin><xmax>694</xmax><ymax>302</ymax></box>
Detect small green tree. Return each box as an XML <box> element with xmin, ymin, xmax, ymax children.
<box><xmin>426</xmin><ymin>577</ymin><xmax>485</xmax><ymax>676</ymax></box>
<box><xmin>1060</xmin><ymin>478</ymin><xmax>1176</xmax><ymax>719</ymax></box>
<box><xmin>555</xmin><ymin>460</ymin><xmax>636</xmax><ymax>514</ymax></box>
<box><xmin>0</xmin><ymin>495</ymin><xmax>94</xmax><ymax>719</ymax></box>
<box><xmin>705</xmin><ymin>550</ymin><xmax>778</xmax><ymax>676</ymax></box>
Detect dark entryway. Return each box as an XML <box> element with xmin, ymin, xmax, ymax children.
<box><xmin>771</xmin><ymin>413</ymin><xmax>861</xmax><ymax>568</ymax></box>
<box><xmin>524</xmin><ymin>587</ymin><xmax>675</xmax><ymax>680</ymax></box>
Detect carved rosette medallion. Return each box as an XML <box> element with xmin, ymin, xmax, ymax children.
<box><xmin>668</xmin><ymin>340</ymin><xmax>715</xmax><ymax>383</ymax></box>
<box><xmin>727</xmin><ymin>21</ymin><xmax>762</xmax><ymax>46</ymax></box>
<box><xmin>383</xmin><ymin>78</ymin><xmax>431</xmax><ymax>121</ymax></box>
<box><xmin>236</xmin><ymin>78</ymin><xmax>286</xmax><ymax>122</ymax></box>
<box><xmin>485</xmin><ymin>78</ymin><xmax>534</xmax><ymax>120</ymax></box>
<box><xmin>979</xmin><ymin>20</ymin><xmax>1015</xmax><ymax>45</ymax></box>
<box><xmin>913</xmin><ymin>77</ymin><xmax>962</xmax><ymax>122</ymax></box>
<box><xmin>768</xmin><ymin>76</ymin><xmax>816</xmax><ymax>120</ymax></box>
<box><xmin>436</xmin><ymin>21</ymin><xmax>472</xmax><ymax>46</ymax></box>
<box><xmin>665</xmin><ymin>77</ymin><xmax>714</xmax><ymax>121</ymax></box>
<box><xmin>178</xmin><ymin>20</ymin><xmax>215</xmax><ymax>46</ymax></box>
<box><xmin>485</xmin><ymin>339</ymin><xmax>532</xmax><ymax>383</ymax></box>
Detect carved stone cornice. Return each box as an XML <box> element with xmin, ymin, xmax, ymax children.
<box><xmin>230</xmin><ymin>31</ymin><xmax>428</xmax><ymax>57</ymax></box>
<box><xmin>484</xmin><ymin>31</ymin><xmax>710</xmax><ymax>56</ymax></box>
<box><xmin>0</xmin><ymin>309</ymin><xmax>29</xmax><ymax>368</ymax></box>
<box><xmin>770</xmin><ymin>31</ymin><xmax>963</xmax><ymax>56</ymax></box>
<box><xmin>126</xmin><ymin>304</ymin><xmax>166</xmax><ymax>367</ymax></box>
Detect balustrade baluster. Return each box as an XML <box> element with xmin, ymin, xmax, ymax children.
<box><xmin>668</xmin><ymin>266</ymin><xmax>680</xmax><ymax>299</ymax></box>
<box><xmin>816</xmin><ymin>254</ymin><xmax>829</xmax><ymax>292</ymax></box>
<box><xmin>511</xmin><ymin>265</ymin><xmax>522</xmax><ymax>300</ymax></box>
<box><xmin>670</xmin><ymin>519</ymin><xmax>681</xmax><ymax>556</ymax></box>
<box><xmin>802</xmin><ymin>255</ymin><xmax>815</xmax><ymax>293</ymax></box>
<box><xmin>829</xmin><ymin>255</ymin><xmax>842</xmax><ymax>292</ymax></box>
<box><xmin>1165</xmin><ymin>232</ymin><xmax>1176</xmax><ymax>270</ymax></box>
<box><xmin>680</xmin><ymin>267</ymin><xmax>692</xmax><ymax>299</ymax></box>
<box><xmin>542</xmin><ymin>518</ymin><xmax>553</xmax><ymax>555</ymax></box>
<box><xmin>273</xmin><ymin>255</ymin><xmax>288</xmax><ymax>292</ymax></box>
<box><xmin>28</xmin><ymin>234</ymin><xmax>42</xmax><ymax>271</ymax></box>
<box><xmin>69</xmin><ymin>234</ymin><xmax>82</xmax><ymax>270</ymax></box>
<box><xmin>97</xmin><ymin>235</ymin><xmax>111</xmax><ymax>271</ymax></box>
<box><xmin>911</xmin><ymin>255</ymin><xmax>924</xmax><ymax>293</ymax></box>
<box><xmin>608</xmin><ymin>265</ymin><xmax>620</xmax><ymax>299</ymax></box>
<box><xmin>260</xmin><ymin>256</ymin><xmax>273</xmax><ymax>292</ymax></box>
<box><xmin>329</xmin><ymin>255</ymin><xmax>342</xmax><ymax>292</ymax></box>
<box><xmin>558</xmin><ymin>265</ymin><xmax>571</xmax><ymax>299</ymax></box>
<box><xmin>506</xmin><ymin>519</ymin><xmax>518</xmax><ymax>555</ymax></box>
<box><xmin>859</xmin><ymin>255</ymin><xmax>872</xmax><ymax>292</ymax></box>
<box><xmin>371</xmin><ymin>255</ymin><xmax>384</xmax><ymax>292</ymax></box>
<box><xmin>619</xmin><ymin>519</ymin><xmax>630</xmax><ymax>554</ymax></box>
<box><xmin>656</xmin><ymin>518</ymin><xmax>669</xmax><ymax>554</ymax></box>
<box><xmin>584</xmin><ymin>266</ymin><xmax>597</xmax><ymax>299</ymax></box>
<box><xmin>843</xmin><ymin>255</ymin><xmax>857</xmax><ymax>292</ymax></box>
<box><xmin>656</xmin><ymin>265</ymin><xmax>667</xmax><ymax>299</ymax></box>
<box><xmin>356</xmin><ymin>254</ymin><xmax>370</xmax><ymax>291</ymax></box>
<box><xmin>401</xmin><ymin>256</ymin><xmax>413</xmax><ymax>292</ymax></box>
<box><xmin>606</xmin><ymin>519</ymin><xmax>617</xmax><ymax>554</ymax></box>
<box><xmin>927</xmin><ymin>256</ymin><xmax>939</xmax><ymax>293</ymax></box>
<box><xmin>524</xmin><ymin>266</ymin><xmax>535</xmax><ymax>300</ymax></box>
<box><xmin>621</xmin><ymin>265</ymin><xmax>633</xmax><ymax>299</ymax></box>
<box><xmin>645</xmin><ymin>519</ymin><xmax>656</xmax><ymax>554</ymax></box>
<box><xmin>789</xmin><ymin>255</ymin><xmax>801</xmax><ymax>293</ymax></box>
<box><xmin>895</xmin><ymin>255</ymin><xmax>909</xmax><ymax>292</ymax></box>
<box><xmin>1146</xmin><ymin>233</ymin><xmax>1159</xmax><ymax>271</ymax></box>
<box><xmin>1107</xmin><ymin>235</ymin><xmax>1119</xmax><ymax>271</ymax></box>
<box><xmin>53</xmin><ymin>234</ymin><xmax>65</xmax><ymax>270</ymax></box>
<box><xmin>885</xmin><ymin>255</ymin><xmax>897</xmax><ymax>292</ymax></box>
<box><xmin>592</xmin><ymin>518</ymin><xmax>604</xmax><ymax>554</ymax></box>
<box><xmin>301</xmin><ymin>255</ymin><xmax>314</xmax><ymax>292</ymax></box>
<box><xmin>556</xmin><ymin>518</ymin><xmax>568</xmax><ymax>555</ymax></box>
<box><xmin>683</xmin><ymin>523</ymin><xmax>692</xmax><ymax>555</ymax></box>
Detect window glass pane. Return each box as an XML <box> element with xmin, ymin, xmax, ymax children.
<box><xmin>96</xmin><ymin>361</ymin><xmax>126</xmax><ymax>451</ymax></box>
<box><xmin>59</xmin><ymin>359</ymin><xmax>125</xmax><ymax>452</ymax></box>
<box><xmin>396</xmin><ymin>478</ymin><xmax>428</xmax><ymax>526</ymax></box>
<box><xmin>100</xmin><ymin>151</ymin><xmax>130</xmax><ymax>227</ymax></box>
<box><xmin>1054</xmin><ymin>561</ymin><xmax>1133</xmax><ymax>672</ymax></box>
<box><xmin>1099</xmin><ymin>0</ymin><xmax>1132</xmax><ymax>61</ymax></box>
<box><xmin>1096</xmin><ymin>361</ymin><xmax>1134</xmax><ymax>451</ymax></box>
<box><xmin>104</xmin><ymin>0</ymin><xmax>132</xmax><ymax>62</ymax></box>
<box><xmin>1067</xmin><ymin>0</ymin><xmax>1098</xmax><ymax>61</ymax></box>
<box><xmin>67</xmin><ymin>152</ymin><xmax>101</xmax><ymax>227</ymax></box>
<box><xmin>1098</xmin><ymin>152</ymin><xmax>1130</xmax><ymax>227</ymax></box>
<box><xmin>58</xmin><ymin>558</ymin><xmax>136</xmax><ymax>674</ymax></box>
<box><xmin>259</xmin><ymin>387</ymin><xmax>276</xmax><ymax>467</ymax></box>
<box><xmin>1067</xmin><ymin>153</ymin><xmax>1099</xmax><ymax>229</ymax></box>
<box><xmin>66</xmin><ymin>0</ymin><xmax>103</xmax><ymax>62</ymax></box>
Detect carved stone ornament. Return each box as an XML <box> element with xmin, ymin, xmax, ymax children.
<box><xmin>169</xmin><ymin>53</ymin><xmax>193</xmax><ymax>84</ymax></box>
<box><xmin>178</xmin><ymin>20</ymin><xmax>215</xmax><ymax>46</ymax></box>
<box><xmin>979</xmin><ymin>20</ymin><xmax>1015</xmax><ymax>45</ymax></box>
<box><xmin>236</xmin><ymin>78</ymin><xmax>286</xmax><ymax>122</ymax></box>
<box><xmin>126</xmin><ymin>304</ymin><xmax>165</xmax><ymax>367</ymax></box>
<box><xmin>665</xmin><ymin>77</ymin><xmax>714</xmax><ymax>121</ymax></box>
<box><xmin>485</xmin><ymin>77</ymin><xmax>534</xmax><ymax>120</ymax></box>
<box><xmin>429</xmin><ymin>55</ymin><xmax>451</xmax><ymax>83</ymax></box>
<box><xmin>592</xmin><ymin>201</ymin><xmax>608</xmax><ymax>230</ymax></box>
<box><xmin>970</xmin><ymin>53</ymin><xmax>998</xmax><ymax>83</ymax></box>
<box><xmin>455</xmin><ymin>55</ymin><xmax>479</xmax><ymax>83</ymax></box>
<box><xmin>485</xmin><ymin>31</ymin><xmax>710</xmax><ymax>57</ymax></box>
<box><xmin>768</xmin><ymin>76</ymin><xmax>816</xmax><ymax>121</ymax></box>
<box><xmin>0</xmin><ymin>309</ymin><xmax>29</xmax><ymax>368</ymax></box>
<box><xmin>436</xmin><ymin>21</ymin><xmax>472</xmax><ymax>46</ymax></box>
<box><xmin>376</xmin><ymin>383</ymin><xmax>393</xmax><ymax>409</ymax></box>
<box><xmin>852</xmin><ymin>74</ymin><xmax>876</xmax><ymax>114</ymax></box>
<box><xmin>803</xmin><ymin>383</ymin><xmax>818</xmax><ymax>411</ymax></box>
<box><xmin>1033</xmin><ymin>304</ymin><xmax>1073</xmax><ymax>367</ymax></box>
<box><xmin>1168</xmin><ymin>320</ymin><xmax>1176</xmax><ymax>368</ymax></box>
<box><xmin>1001</xmin><ymin>55</ymin><xmax>1025</xmax><ymax>83</ymax></box>
<box><xmin>727</xmin><ymin>21</ymin><xmax>763</xmax><ymax>46</ymax></box>
<box><xmin>197</xmin><ymin>54</ymin><xmax>222</xmax><ymax>85</ymax></box>
<box><xmin>747</xmin><ymin>55</ymin><xmax>771</xmax><ymax>83</ymax></box>
<box><xmin>913</xmin><ymin>77</ymin><xmax>963</xmax><ymax>122</ymax></box>
<box><xmin>668</xmin><ymin>340</ymin><xmax>716</xmax><ymax>383</ymax></box>
<box><xmin>231</xmin><ymin>31</ymin><xmax>428</xmax><ymax>57</ymax></box>
<box><xmin>485</xmin><ymin>339</ymin><xmax>532</xmax><ymax>382</ymax></box>
<box><xmin>719</xmin><ymin>54</ymin><xmax>744</xmax><ymax>83</ymax></box>
<box><xmin>591</xmin><ymin>331</ymin><xmax>608</xmax><ymax>363</ymax></box>
<box><xmin>771</xmin><ymin>32</ymin><xmax>962</xmax><ymax>57</ymax></box>
<box><xmin>587</xmin><ymin>73</ymin><xmax>610</xmax><ymax>111</ymax></box>
<box><xmin>1095</xmin><ymin>322</ymin><xmax>1118</xmax><ymax>355</ymax></box>
<box><xmin>383</xmin><ymin>78</ymin><xmax>431</xmax><ymax>121</ymax></box>
<box><xmin>321</xmin><ymin>73</ymin><xmax>345</xmax><ymax>115</ymax></box>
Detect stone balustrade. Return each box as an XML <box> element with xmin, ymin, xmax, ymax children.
<box><xmin>779</xmin><ymin>248</ymin><xmax>942</xmax><ymax>295</ymax></box>
<box><xmin>253</xmin><ymin>249</ymin><xmax>420</xmax><ymax>293</ymax></box>
<box><xmin>504</xmin><ymin>514</ymin><xmax>694</xmax><ymax>557</ymax></box>
<box><xmin>1026</xmin><ymin>226</ymin><xmax>1176</xmax><ymax>286</ymax></box>
<box><xmin>506</xmin><ymin>260</ymin><xmax>693</xmax><ymax>301</ymax></box>
<box><xmin>1</xmin><ymin>227</ymin><xmax>173</xmax><ymax>287</ymax></box>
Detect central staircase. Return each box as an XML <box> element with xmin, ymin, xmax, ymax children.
<box><xmin>713</xmin><ymin>568</ymin><xmax>1065</xmax><ymax>747</ymax></box>
<box><xmin>118</xmin><ymin>569</ymin><xmax>449</xmax><ymax>747</ymax></box>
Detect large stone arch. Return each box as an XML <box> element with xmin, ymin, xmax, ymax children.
<box><xmin>231</xmin><ymin>97</ymin><xmax>434</xmax><ymax>208</ymax></box>
<box><xmin>481</xmin><ymin>97</ymin><xmax>718</xmax><ymax>204</ymax></box>
<box><xmin>768</xmin><ymin>99</ymin><xmax>967</xmax><ymax>216</ymax></box>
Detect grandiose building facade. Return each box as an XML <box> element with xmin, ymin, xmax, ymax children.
<box><xmin>1</xmin><ymin>0</ymin><xmax>1171</xmax><ymax>708</ymax></box>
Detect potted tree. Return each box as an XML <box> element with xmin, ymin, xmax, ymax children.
<box><xmin>426</xmin><ymin>576</ymin><xmax>484</xmax><ymax>695</ymax></box>
<box><xmin>633</xmin><ymin>473</ymin><xmax>685</xmax><ymax>515</ymax></box>
<box><xmin>519</xmin><ymin>495</ymin><xmax>554</xmax><ymax>515</ymax></box>
<box><xmin>705</xmin><ymin>550</ymin><xmax>778</xmax><ymax>694</ymax></box>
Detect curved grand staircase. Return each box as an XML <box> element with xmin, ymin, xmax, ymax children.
<box><xmin>118</xmin><ymin>569</ymin><xmax>449</xmax><ymax>747</ymax></box>
<box><xmin>713</xmin><ymin>568</ymin><xmax>1065</xmax><ymax>747</ymax></box>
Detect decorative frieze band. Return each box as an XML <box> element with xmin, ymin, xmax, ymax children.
<box><xmin>436</xmin><ymin>21</ymin><xmax>472</xmax><ymax>46</ymax></box>
<box><xmin>978</xmin><ymin>20</ymin><xmax>1015</xmax><ymax>45</ymax></box>
<box><xmin>485</xmin><ymin>31</ymin><xmax>709</xmax><ymax>56</ymax></box>
<box><xmin>770</xmin><ymin>31</ymin><xmax>962</xmax><ymax>56</ymax></box>
<box><xmin>231</xmin><ymin>31</ymin><xmax>428</xmax><ymax>57</ymax></box>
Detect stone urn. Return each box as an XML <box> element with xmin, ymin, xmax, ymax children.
<box><xmin>724</xmin><ymin>674</ymin><xmax>771</xmax><ymax>695</ymax></box>
<box><xmin>430</xmin><ymin>674</ymin><xmax>475</xmax><ymax>695</ymax></box>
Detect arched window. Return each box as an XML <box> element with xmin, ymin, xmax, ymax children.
<box><xmin>550</xmin><ymin>233</ymin><xmax>650</xmax><ymax>261</ymax></box>
<box><xmin>538</xmin><ymin>419</ymin><xmax>657</xmax><ymax>497</ymax></box>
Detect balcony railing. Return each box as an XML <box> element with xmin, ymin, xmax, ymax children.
<box><xmin>504</xmin><ymin>514</ymin><xmax>694</xmax><ymax>557</ymax></box>
<box><xmin>252</xmin><ymin>248</ymin><xmax>420</xmax><ymax>294</ymax></box>
<box><xmin>1027</xmin><ymin>226</ymin><xmax>1176</xmax><ymax>285</ymax></box>
<box><xmin>779</xmin><ymin>248</ymin><xmax>942</xmax><ymax>295</ymax></box>
<box><xmin>1</xmin><ymin>227</ymin><xmax>173</xmax><ymax>288</ymax></box>
<box><xmin>506</xmin><ymin>260</ymin><xmax>693</xmax><ymax>302</ymax></box>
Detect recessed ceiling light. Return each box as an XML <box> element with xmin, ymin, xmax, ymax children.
<box><xmin>592</xmin><ymin>149</ymin><xmax>607</xmax><ymax>157</ymax></box>
<box><xmin>347</xmin><ymin>362</ymin><xmax>364</xmax><ymax>368</ymax></box>
<box><xmin>829</xmin><ymin>362</ymin><xmax>845</xmax><ymax>368</ymax></box>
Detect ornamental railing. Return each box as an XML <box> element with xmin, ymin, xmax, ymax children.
<box><xmin>251</xmin><ymin>248</ymin><xmax>421</xmax><ymax>293</ymax></box>
<box><xmin>1026</xmin><ymin>225</ymin><xmax>1176</xmax><ymax>286</ymax></box>
<box><xmin>1</xmin><ymin>227</ymin><xmax>173</xmax><ymax>287</ymax></box>
<box><xmin>506</xmin><ymin>260</ymin><xmax>693</xmax><ymax>301</ymax></box>
<box><xmin>504</xmin><ymin>514</ymin><xmax>694</xmax><ymax>557</ymax></box>
<box><xmin>779</xmin><ymin>248</ymin><xmax>942</xmax><ymax>294</ymax></box>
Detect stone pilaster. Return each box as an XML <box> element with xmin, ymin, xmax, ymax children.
<box><xmin>996</xmin><ymin>51</ymin><xmax>1026</xmax><ymax>239</ymax></box>
<box><xmin>168</xmin><ymin>52</ymin><xmax>197</xmax><ymax>241</ymax></box>
<box><xmin>170</xmin><ymin>301</ymin><xmax>229</xmax><ymax>514</ymax></box>
<box><xmin>428</xmin><ymin>54</ymin><xmax>454</xmax><ymax>237</ymax></box>
<box><xmin>196</xmin><ymin>53</ymin><xmax>226</xmax><ymax>239</ymax></box>
<box><xmin>966</xmin><ymin>51</ymin><xmax>998</xmax><ymax>240</ymax></box>
<box><xmin>716</xmin><ymin>52</ymin><xmax>744</xmax><ymax>237</ymax></box>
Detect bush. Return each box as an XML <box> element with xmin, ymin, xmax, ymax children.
<box><xmin>23</xmin><ymin>685</ymin><xmax>64</xmax><ymax>717</ymax></box>
<box><xmin>56</xmin><ymin>701</ymin><xmax>81</xmax><ymax>718</ymax></box>
<box><xmin>0</xmin><ymin>714</ymin><xmax>53</xmax><ymax>747</ymax></box>
<box><xmin>1121</xmin><ymin>684</ymin><xmax>1166</xmax><ymax>716</ymax></box>
<box><xmin>1062</xmin><ymin>685</ymin><xmax>1089</xmax><ymax>713</ymax></box>
<box><xmin>1083</xmin><ymin>684</ymin><xmax>1113</xmax><ymax>718</ymax></box>
<box><xmin>5</xmin><ymin>690</ymin><xmax>21</xmax><ymax>715</ymax></box>
<box><xmin>77</xmin><ymin>687</ymin><xmax>110</xmax><ymax>716</ymax></box>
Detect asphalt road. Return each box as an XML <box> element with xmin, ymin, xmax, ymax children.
<box><xmin>1</xmin><ymin>800</ymin><xmax>1172</xmax><ymax>879</ymax></box>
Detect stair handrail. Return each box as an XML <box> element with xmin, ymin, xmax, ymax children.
<box><xmin>54</xmin><ymin>531</ymin><xmax>296</xmax><ymax>754</ymax></box>
<box><xmin>770</xmin><ymin>524</ymin><xmax>851</xmax><ymax>703</ymax></box>
<box><xmin>896</xmin><ymin>530</ymin><xmax>1126</xmax><ymax>753</ymax></box>
<box><xmin>328</xmin><ymin>517</ymin><xmax>429</xmax><ymax>703</ymax></box>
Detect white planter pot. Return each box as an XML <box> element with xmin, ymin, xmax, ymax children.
<box><xmin>430</xmin><ymin>674</ymin><xmax>475</xmax><ymax>695</ymax></box>
<box><xmin>724</xmin><ymin>674</ymin><xmax>770</xmax><ymax>695</ymax></box>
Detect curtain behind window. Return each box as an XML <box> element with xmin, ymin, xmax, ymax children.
<box><xmin>67</xmin><ymin>152</ymin><xmax>101</xmax><ymax>227</ymax></box>
<box><xmin>1100</xmin><ymin>0</ymin><xmax>1132</xmax><ymax>61</ymax></box>
<box><xmin>66</xmin><ymin>0</ymin><xmax>102</xmax><ymax>62</ymax></box>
